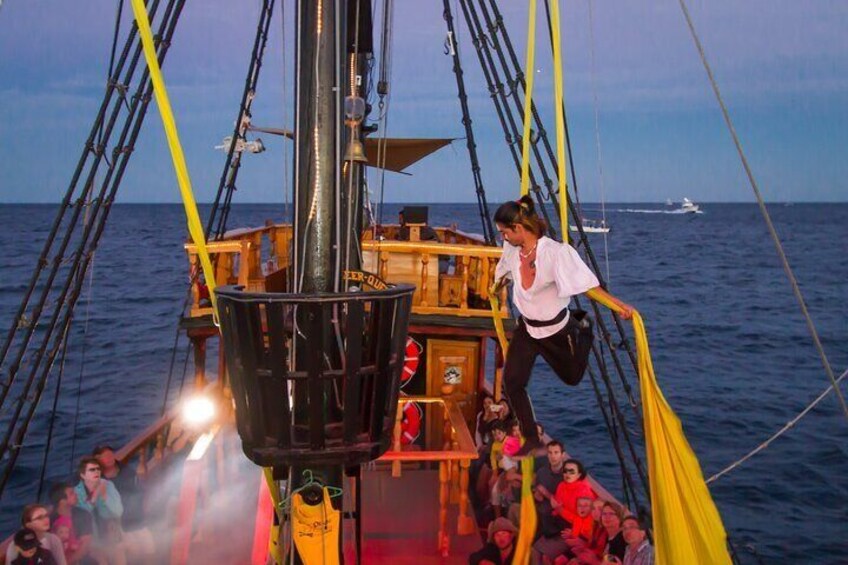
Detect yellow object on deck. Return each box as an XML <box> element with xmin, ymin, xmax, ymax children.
<box><xmin>291</xmin><ymin>488</ymin><xmax>341</xmax><ymax>565</ymax></box>
<box><xmin>263</xmin><ymin>468</ymin><xmax>284</xmax><ymax>563</ymax></box>
<box><xmin>588</xmin><ymin>290</ymin><xmax>732</xmax><ymax>564</ymax></box>
<box><xmin>130</xmin><ymin>0</ymin><xmax>218</xmax><ymax>320</ymax></box>
<box><xmin>512</xmin><ymin>457</ymin><xmax>537</xmax><ymax>565</ymax></box>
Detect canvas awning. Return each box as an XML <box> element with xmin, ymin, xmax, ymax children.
<box><xmin>247</xmin><ymin>126</ymin><xmax>453</xmax><ymax>174</ymax></box>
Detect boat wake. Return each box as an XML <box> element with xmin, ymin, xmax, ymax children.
<box><xmin>615</xmin><ymin>208</ymin><xmax>704</xmax><ymax>214</ymax></box>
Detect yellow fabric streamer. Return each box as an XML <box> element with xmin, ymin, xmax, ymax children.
<box><xmin>489</xmin><ymin>282</ymin><xmax>510</xmax><ymax>402</ymax></box>
<box><xmin>291</xmin><ymin>488</ymin><xmax>341</xmax><ymax>565</ymax></box>
<box><xmin>587</xmin><ymin>289</ymin><xmax>731</xmax><ymax>564</ymax></box>
<box><xmin>519</xmin><ymin>0</ymin><xmax>537</xmax><ymax>198</ymax></box>
<box><xmin>548</xmin><ymin>0</ymin><xmax>568</xmax><ymax>240</ymax></box>
<box><xmin>512</xmin><ymin>457</ymin><xmax>537</xmax><ymax>565</ymax></box>
<box><xmin>263</xmin><ymin>468</ymin><xmax>283</xmax><ymax>563</ymax></box>
<box><xmin>130</xmin><ymin>0</ymin><xmax>218</xmax><ymax>319</ymax></box>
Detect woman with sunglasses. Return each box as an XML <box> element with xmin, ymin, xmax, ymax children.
<box><xmin>551</xmin><ymin>459</ymin><xmax>596</xmax><ymax>527</ymax></box>
<box><xmin>5</xmin><ymin>504</ymin><xmax>67</xmax><ymax>565</ymax></box>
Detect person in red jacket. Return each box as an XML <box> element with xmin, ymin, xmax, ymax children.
<box><xmin>552</xmin><ymin>460</ymin><xmax>596</xmax><ymax>525</ymax></box>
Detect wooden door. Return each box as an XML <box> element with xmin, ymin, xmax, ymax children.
<box><xmin>425</xmin><ymin>339</ymin><xmax>480</xmax><ymax>449</ymax></box>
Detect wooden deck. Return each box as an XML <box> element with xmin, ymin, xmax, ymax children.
<box><xmin>156</xmin><ymin>424</ymin><xmax>482</xmax><ymax>564</ymax></box>
<box><xmin>356</xmin><ymin>467</ymin><xmax>483</xmax><ymax>563</ymax></box>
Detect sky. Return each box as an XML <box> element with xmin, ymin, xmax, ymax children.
<box><xmin>0</xmin><ymin>1</ymin><xmax>847</xmax><ymax>204</ymax></box>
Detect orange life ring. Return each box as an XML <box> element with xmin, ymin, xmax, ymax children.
<box><xmin>402</xmin><ymin>337</ymin><xmax>421</xmax><ymax>385</ymax></box>
<box><xmin>401</xmin><ymin>401</ymin><xmax>422</xmax><ymax>445</ymax></box>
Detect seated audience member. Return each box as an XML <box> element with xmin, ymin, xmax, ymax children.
<box><xmin>606</xmin><ymin>517</ymin><xmax>653</xmax><ymax>565</ymax></box>
<box><xmin>475</xmin><ymin>393</ymin><xmax>500</xmax><ymax>449</ymax></box>
<box><xmin>49</xmin><ymin>482</ymin><xmax>101</xmax><ymax>565</ymax></box>
<box><xmin>553</xmin><ymin>459</ymin><xmax>596</xmax><ymax>526</ymax></box>
<box><xmin>74</xmin><ymin>457</ymin><xmax>123</xmax><ymax>542</ymax></box>
<box><xmin>488</xmin><ymin>422</ymin><xmax>508</xmax><ymax>470</ymax></box>
<box><xmin>92</xmin><ymin>446</ymin><xmax>142</xmax><ymax>530</ymax></box>
<box><xmin>535</xmin><ymin>496</ymin><xmax>596</xmax><ymax>564</ymax></box>
<box><xmin>93</xmin><ymin>444</ymin><xmax>155</xmax><ymax>561</ymax></box>
<box><xmin>570</xmin><ymin>501</ymin><xmax>627</xmax><ymax>564</ymax></box>
<box><xmin>496</xmin><ymin>399</ymin><xmax>512</xmax><ymax>423</ymax></box>
<box><xmin>490</xmin><ymin>421</ymin><xmax>524</xmax><ymax>510</ymax></box>
<box><xmin>469</xmin><ymin>517</ymin><xmax>517</xmax><ymax>565</ymax></box>
<box><xmin>511</xmin><ymin>440</ymin><xmax>566</xmax><ymax>533</ymax></box>
<box><xmin>10</xmin><ymin>527</ymin><xmax>57</xmax><ymax>565</ymax></box>
<box><xmin>6</xmin><ymin>506</ymin><xmax>66</xmax><ymax>565</ymax></box>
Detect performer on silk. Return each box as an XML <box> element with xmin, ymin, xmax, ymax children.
<box><xmin>493</xmin><ymin>196</ymin><xmax>633</xmax><ymax>454</ymax></box>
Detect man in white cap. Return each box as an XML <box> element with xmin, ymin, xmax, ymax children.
<box><xmin>468</xmin><ymin>517</ymin><xmax>517</xmax><ymax>565</ymax></box>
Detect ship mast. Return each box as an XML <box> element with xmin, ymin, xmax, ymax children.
<box><xmin>289</xmin><ymin>0</ymin><xmax>366</xmax><ymax>561</ymax></box>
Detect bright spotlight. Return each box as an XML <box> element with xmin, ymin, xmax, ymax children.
<box><xmin>182</xmin><ymin>395</ymin><xmax>216</xmax><ymax>427</ymax></box>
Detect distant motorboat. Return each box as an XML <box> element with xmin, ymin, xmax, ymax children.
<box><xmin>665</xmin><ymin>198</ymin><xmax>674</xmax><ymax>206</ymax></box>
<box><xmin>570</xmin><ymin>218</ymin><xmax>611</xmax><ymax>233</ymax></box>
<box><xmin>679</xmin><ymin>198</ymin><xmax>700</xmax><ymax>213</ymax></box>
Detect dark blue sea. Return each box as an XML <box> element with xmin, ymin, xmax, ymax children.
<box><xmin>0</xmin><ymin>202</ymin><xmax>846</xmax><ymax>562</ymax></box>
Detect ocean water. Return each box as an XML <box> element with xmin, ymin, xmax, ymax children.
<box><xmin>0</xmin><ymin>202</ymin><xmax>846</xmax><ymax>562</ymax></box>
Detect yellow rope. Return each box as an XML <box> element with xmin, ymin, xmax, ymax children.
<box><xmin>130</xmin><ymin>0</ymin><xmax>218</xmax><ymax>321</ymax></box>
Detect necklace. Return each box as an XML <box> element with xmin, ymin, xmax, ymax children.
<box><xmin>519</xmin><ymin>243</ymin><xmax>537</xmax><ymax>259</ymax></box>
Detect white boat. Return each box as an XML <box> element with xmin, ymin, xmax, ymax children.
<box><xmin>679</xmin><ymin>197</ymin><xmax>700</xmax><ymax>213</ymax></box>
<box><xmin>569</xmin><ymin>218</ymin><xmax>611</xmax><ymax>233</ymax></box>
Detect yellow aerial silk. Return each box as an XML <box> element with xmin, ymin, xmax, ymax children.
<box><xmin>291</xmin><ymin>488</ymin><xmax>341</xmax><ymax>565</ymax></box>
<box><xmin>520</xmin><ymin>0</ymin><xmax>568</xmax><ymax>238</ymax></box>
<box><xmin>130</xmin><ymin>0</ymin><xmax>218</xmax><ymax>318</ymax></box>
<box><xmin>587</xmin><ymin>291</ymin><xmax>731</xmax><ymax>564</ymax></box>
<box><xmin>512</xmin><ymin>457</ymin><xmax>537</xmax><ymax>565</ymax></box>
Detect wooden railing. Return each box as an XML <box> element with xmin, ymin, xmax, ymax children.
<box><xmin>380</xmin><ymin>396</ymin><xmax>479</xmax><ymax>557</ymax></box>
<box><xmin>361</xmin><ymin>240</ymin><xmax>507</xmax><ymax>317</ymax></box>
<box><xmin>184</xmin><ymin>224</ymin><xmax>294</xmax><ymax>318</ymax></box>
<box><xmin>185</xmin><ymin>240</ymin><xmax>251</xmax><ymax>318</ymax></box>
<box><xmin>185</xmin><ymin>222</ymin><xmax>508</xmax><ymax>319</ymax></box>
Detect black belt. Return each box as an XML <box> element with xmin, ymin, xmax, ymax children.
<box><xmin>523</xmin><ymin>307</ymin><xmax>570</xmax><ymax>328</ymax></box>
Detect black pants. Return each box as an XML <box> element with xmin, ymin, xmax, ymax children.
<box><xmin>503</xmin><ymin>316</ymin><xmax>590</xmax><ymax>439</ymax></box>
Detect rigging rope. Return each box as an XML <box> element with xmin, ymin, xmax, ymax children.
<box><xmin>706</xmin><ymin>368</ymin><xmax>848</xmax><ymax>485</ymax></box>
<box><xmin>676</xmin><ymin>0</ymin><xmax>848</xmax><ymax>422</ymax></box>
<box><xmin>585</xmin><ymin>0</ymin><xmax>610</xmax><ymax>283</ymax></box>
<box><xmin>0</xmin><ymin>0</ymin><xmax>186</xmax><ymax>497</ymax></box>
<box><xmin>37</xmin><ymin>321</ymin><xmax>71</xmax><ymax>500</ymax></box>
<box><xmin>69</xmin><ymin>256</ymin><xmax>96</xmax><ymax>469</ymax></box>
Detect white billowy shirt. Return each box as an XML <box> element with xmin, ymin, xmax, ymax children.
<box><xmin>495</xmin><ymin>236</ymin><xmax>599</xmax><ymax>339</ymax></box>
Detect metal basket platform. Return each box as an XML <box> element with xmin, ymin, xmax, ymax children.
<box><xmin>216</xmin><ymin>284</ymin><xmax>415</xmax><ymax>467</ymax></box>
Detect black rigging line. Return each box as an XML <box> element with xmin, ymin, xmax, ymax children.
<box><xmin>209</xmin><ymin>0</ymin><xmax>277</xmax><ymax>240</ymax></box>
<box><xmin>0</xmin><ymin>0</ymin><xmax>187</xmax><ymax>497</ymax></box>
<box><xmin>458</xmin><ymin>0</ymin><xmax>556</xmax><ymax>239</ymax></box>
<box><xmin>441</xmin><ymin>0</ymin><xmax>495</xmax><ymax>245</ymax></box>
<box><xmin>0</xmin><ymin>0</ymin><xmax>163</xmax><ymax>403</ymax></box>
<box><xmin>159</xmin><ymin>0</ymin><xmax>276</xmax><ymax>418</ymax></box>
<box><xmin>37</xmin><ymin>321</ymin><xmax>72</xmax><ymax>501</ymax></box>
<box><xmin>474</xmin><ymin>0</ymin><xmax>562</xmax><ymax>219</ymax></box>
